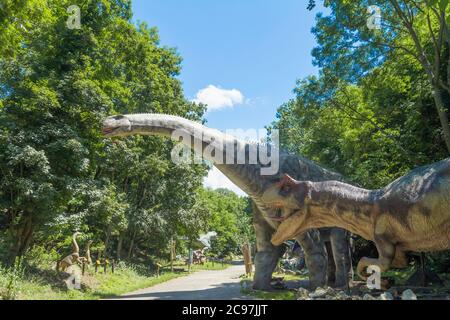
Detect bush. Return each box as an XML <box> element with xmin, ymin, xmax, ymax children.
<box><xmin>428</xmin><ymin>251</ymin><xmax>450</xmax><ymax>273</ymax></box>
<box><xmin>0</xmin><ymin>260</ymin><xmax>24</xmax><ymax>300</ymax></box>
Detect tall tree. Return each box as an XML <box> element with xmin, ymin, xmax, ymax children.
<box><xmin>0</xmin><ymin>0</ymin><xmax>206</xmax><ymax>264</ymax></box>
<box><xmin>310</xmin><ymin>0</ymin><xmax>450</xmax><ymax>152</ymax></box>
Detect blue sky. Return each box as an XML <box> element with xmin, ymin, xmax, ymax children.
<box><xmin>132</xmin><ymin>0</ymin><xmax>327</xmax><ymax>194</ymax></box>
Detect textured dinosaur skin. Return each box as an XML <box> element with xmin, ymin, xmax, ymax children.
<box><xmin>102</xmin><ymin>114</ymin><xmax>350</xmax><ymax>289</ymax></box>
<box><xmin>263</xmin><ymin>158</ymin><xmax>450</xmax><ymax>279</ymax></box>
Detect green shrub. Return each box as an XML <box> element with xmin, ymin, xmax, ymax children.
<box><xmin>0</xmin><ymin>260</ymin><xmax>25</xmax><ymax>300</ymax></box>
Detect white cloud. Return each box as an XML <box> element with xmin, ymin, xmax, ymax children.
<box><xmin>203</xmin><ymin>167</ymin><xmax>246</xmax><ymax>196</ymax></box>
<box><xmin>193</xmin><ymin>85</ymin><xmax>244</xmax><ymax>111</ymax></box>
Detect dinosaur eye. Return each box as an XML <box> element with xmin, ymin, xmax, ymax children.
<box><xmin>280</xmin><ymin>185</ymin><xmax>291</xmax><ymax>194</ymax></box>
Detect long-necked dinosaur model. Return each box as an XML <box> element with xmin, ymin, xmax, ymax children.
<box><xmin>79</xmin><ymin>240</ymin><xmax>93</xmax><ymax>265</ymax></box>
<box><xmin>262</xmin><ymin>158</ymin><xmax>450</xmax><ymax>279</ymax></box>
<box><xmin>57</xmin><ymin>232</ymin><xmax>83</xmax><ymax>272</ymax></box>
<box><xmin>85</xmin><ymin>240</ymin><xmax>93</xmax><ymax>265</ymax></box>
<box><xmin>102</xmin><ymin>114</ymin><xmax>350</xmax><ymax>290</ymax></box>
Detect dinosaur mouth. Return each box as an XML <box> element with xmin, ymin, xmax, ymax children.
<box><xmin>265</xmin><ymin>202</ymin><xmax>285</xmax><ymax>209</ymax></box>
<box><xmin>267</xmin><ymin>216</ymin><xmax>287</xmax><ymax>222</ymax></box>
<box><xmin>271</xmin><ymin>211</ymin><xmax>306</xmax><ymax>246</ymax></box>
<box><xmin>265</xmin><ymin>207</ymin><xmax>288</xmax><ymax>222</ymax></box>
<box><xmin>102</xmin><ymin>128</ymin><xmax>115</xmax><ymax>135</ymax></box>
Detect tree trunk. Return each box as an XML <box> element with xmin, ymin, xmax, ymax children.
<box><xmin>117</xmin><ymin>234</ymin><xmax>123</xmax><ymax>261</ymax></box>
<box><xmin>170</xmin><ymin>238</ymin><xmax>176</xmax><ymax>272</ymax></box>
<box><xmin>127</xmin><ymin>230</ymin><xmax>136</xmax><ymax>259</ymax></box>
<box><xmin>8</xmin><ymin>214</ymin><xmax>34</xmax><ymax>265</ymax></box>
<box><xmin>432</xmin><ymin>87</ymin><xmax>450</xmax><ymax>153</ymax></box>
<box><xmin>103</xmin><ymin>225</ymin><xmax>111</xmax><ymax>259</ymax></box>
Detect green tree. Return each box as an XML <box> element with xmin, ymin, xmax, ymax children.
<box><xmin>0</xmin><ymin>0</ymin><xmax>207</xmax><ymax>265</ymax></box>
<box><xmin>197</xmin><ymin>188</ymin><xmax>253</xmax><ymax>257</ymax></box>
<box><xmin>310</xmin><ymin>0</ymin><xmax>450</xmax><ymax>152</ymax></box>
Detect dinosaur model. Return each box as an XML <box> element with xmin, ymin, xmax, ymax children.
<box><xmin>263</xmin><ymin>157</ymin><xmax>450</xmax><ymax>279</ymax></box>
<box><xmin>79</xmin><ymin>240</ymin><xmax>93</xmax><ymax>266</ymax></box>
<box><xmin>85</xmin><ymin>240</ymin><xmax>93</xmax><ymax>265</ymax></box>
<box><xmin>102</xmin><ymin>114</ymin><xmax>351</xmax><ymax>290</ymax></box>
<box><xmin>242</xmin><ymin>243</ymin><xmax>253</xmax><ymax>276</ymax></box>
<box><xmin>57</xmin><ymin>232</ymin><xmax>83</xmax><ymax>272</ymax></box>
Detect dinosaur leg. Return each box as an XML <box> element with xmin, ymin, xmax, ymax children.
<box><xmin>392</xmin><ymin>247</ymin><xmax>408</xmax><ymax>268</ymax></box>
<box><xmin>296</xmin><ymin>230</ymin><xmax>327</xmax><ymax>290</ymax></box>
<box><xmin>325</xmin><ymin>241</ymin><xmax>336</xmax><ymax>286</ymax></box>
<box><xmin>356</xmin><ymin>238</ymin><xmax>395</xmax><ymax>280</ymax></box>
<box><xmin>329</xmin><ymin>228</ymin><xmax>351</xmax><ymax>288</ymax></box>
<box><xmin>252</xmin><ymin>204</ymin><xmax>283</xmax><ymax>291</ymax></box>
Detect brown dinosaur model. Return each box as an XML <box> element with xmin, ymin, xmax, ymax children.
<box><xmin>57</xmin><ymin>232</ymin><xmax>83</xmax><ymax>272</ymax></box>
<box><xmin>79</xmin><ymin>240</ymin><xmax>93</xmax><ymax>266</ymax></box>
<box><xmin>262</xmin><ymin>158</ymin><xmax>450</xmax><ymax>279</ymax></box>
<box><xmin>242</xmin><ymin>243</ymin><xmax>253</xmax><ymax>276</ymax></box>
<box><xmin>85</xmin><ymin>240</ymin><xmax>93</xmax><ymax>265</ymax></box>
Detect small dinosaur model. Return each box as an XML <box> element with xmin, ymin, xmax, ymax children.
<box><xmin>242</xmin><ymin>243</ymin><xmax>253</xmax><ymax>276</ymax></box>
<box><xmin>85</xmin><ymin>240</ymin><xmax>93</xmax><ymax>265</ymax></box>
<box><xmin>262</xmin><ymin>158</ymin><xmax>450</xmax><ymax>279</ymax></box>
<box><xmin>57</xmin><ymin>232</ymin><xmax>83</xmax><ymax>272</ymax></box>
<box><xmin>102</xmin><ymin>114</ymin><xmax>350</xmax><ymax>289</ymax></box>
<box><xmin>79</xmin><ymin>240</ymin><xmax>93</xmax><ymax>265</ymax></box>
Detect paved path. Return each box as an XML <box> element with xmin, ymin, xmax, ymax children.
<box><xmin>114</xmin><ymin>264</ymin><xmax>253</xmax><ymax>300</ymax></box>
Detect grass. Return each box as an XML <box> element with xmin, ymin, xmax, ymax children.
<box><xmin>382</xmin><ymin>265</ymin><xmax>417</xmax><ymax>286</ymax></box>
<box><xmin>240</xmin><ymin>272</ymin><xmax>307</xmax><ymax>300</ymax></box>
<box><xmin>0</xmin><ymin>261</ymin><xmax>230</xmax><ymax>300</ymax></box>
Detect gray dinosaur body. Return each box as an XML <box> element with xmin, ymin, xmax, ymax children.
<box><xmin>102</xmin><ymin>114</ymin><xmax>351</xmax><ymax>289</ymax></box>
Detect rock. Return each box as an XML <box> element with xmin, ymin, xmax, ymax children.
<box><xmin>401</xmin><ymin>289</ymin><xmax>417</xmax><ymax>300</ymax></box>
<box><xmin>363</xmin><ymin>293</ymin><xmax>377</xmax><ymax>300</ymax></box>
<box><xmin>335</xmin><ymin>291</ymin><xmax>350</xmax><ymax>300</ymax></box>
<box><xmin>379</xmin><ymin>292</ymin><xmax>394</xmax><ymax>300</ymax></box>
<box><xmin>387</xmin><ymin>288</ymin><xmax>400</xmax><ymax>298</ymax></box>
<box><xmin>297</xmin><ymin>288</ymin><xmax>310</xmax><ymax>300</ymax></box>
<box><xmin>309</xmin><ymin>287</ymin><xmax>329</xmax><ymax>298</ymax></box>
<box><xmin>309</xmin><ymin>288</ymin><xmax>327</xmax><ymax>298</ymax></box>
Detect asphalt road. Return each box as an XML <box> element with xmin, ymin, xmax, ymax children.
<box><xmin>114</xmin><ymin>263</ymin><xmax>253</xmax><ymax>300</ymax></box>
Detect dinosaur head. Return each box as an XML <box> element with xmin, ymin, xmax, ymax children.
<box><xmin>260</xmin><ymin>174</ymin><xmax>313</xmax><ymax>245</ymax></box>
<box><xmin>271</xmin><ymin>208</ymin><xmax>311</xmax><ymax>246</ymax></box>
<box><xmin>261</xmin><ymin>174</ymin><xmax>309</xmax><ymax>221</ymax></box>
<box><xmin>102</xmin><ymin>115</ymin><xmax>132</xmax><ymax>137</ymax></box>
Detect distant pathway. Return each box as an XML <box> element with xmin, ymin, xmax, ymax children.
<box><xmin>114</xmin><ymin>263</ymin><xmax>253</xmax><ymax>300</ymax></box>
